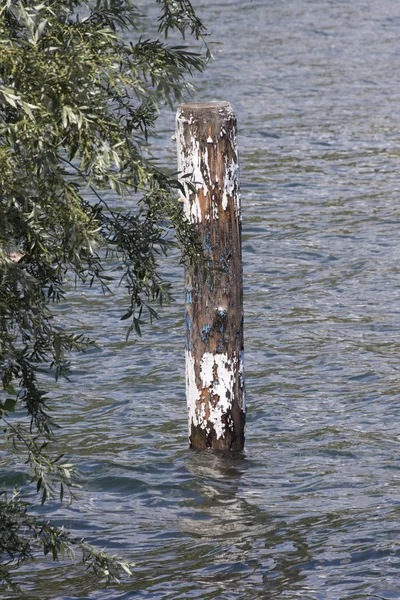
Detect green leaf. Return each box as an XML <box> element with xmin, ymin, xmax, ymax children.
<box><xmin>3</xmin><ymin>398</ymin><xmax>17</xmax><ymax>413</ymax></box>
<box><xmin>133</xmin><ymin>318</ymin><xmax>142</xmax><ymax>336</ymax></box>
<box><xmin>120</xmin><ymin>309</ymin><xmax>133</xmax><ymax>321</ymax></box>
<box><xmin>119</xmin><ymin>562</ymin><xmax>133</xmax><ymax>575</ymax></box>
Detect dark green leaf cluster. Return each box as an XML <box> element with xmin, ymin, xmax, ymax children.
<box><xmin>0</xmin><ymin>0</ymin><xmax>207</xmax><ymax>591</ymax></box>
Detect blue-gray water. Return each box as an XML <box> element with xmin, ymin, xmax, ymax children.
<box><xmin>5</xmin><ymin>0</ymin><xmax>400</xmax><ymax>598</ymax></box>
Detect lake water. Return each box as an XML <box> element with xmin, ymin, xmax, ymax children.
<box><xmin>5</xmin><ymin>0</ymin><xmax>400</xmax><ymax>598</ymax></box>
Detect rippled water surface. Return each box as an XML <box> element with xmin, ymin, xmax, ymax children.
<box><xmin>5</xmin><ymin>1</ymin><xmax>400</xmax><ymax>598</ymax></box>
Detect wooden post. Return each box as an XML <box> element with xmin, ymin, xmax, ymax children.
<box><xmin>176</xmin><ymin>101</ymin><xmax>245</xmax><ymax>451</ymax></box>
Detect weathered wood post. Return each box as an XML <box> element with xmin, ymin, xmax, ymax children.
<box><xmin>176</xmin><ymin>101</ymin><xmax>245</xmax><ymax>451</ymax></box>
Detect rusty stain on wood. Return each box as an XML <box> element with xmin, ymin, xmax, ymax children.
<box><xmin>176</xmin><ymin>101</ymin><xmax>245</xmax><ymax>451</ymax></box>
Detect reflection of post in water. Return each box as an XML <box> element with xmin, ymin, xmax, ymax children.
<box><xmin>180</xmin><ymin>451</ymin><xmax>312</xmax><ymax>594</ymax></box>
<box><xmin>181</xmin><ymin>451</ymin><xmax>248</xmax><ymax>550</ymax></box>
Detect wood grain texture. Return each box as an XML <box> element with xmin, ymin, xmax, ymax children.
<box><xmin>176</xmin><ymin>101</ymin><xmax>245</xmax><ymax>451</ymax></box>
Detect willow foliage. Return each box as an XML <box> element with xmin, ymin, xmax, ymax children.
<box><xmin>0</xmin><ymin>0</ymin><xmax>207</xmax><ymax>590</ymax></box>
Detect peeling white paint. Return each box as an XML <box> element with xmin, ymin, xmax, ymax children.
<box><xmin>202</xmin><ymin>352</ymin><xmax>233</xmax><ymax>399</ymax></box>
<box><xmin>176</xmin><ymin>107</ymin><xmax>241</xmax><ymax>224</ymax></box>
<box><xmin>218</xmin><ymin>122</ymin><xmax>241</xmax><ymax>216</ymax></box>
<box><xmin>176</xmin><ymin>121</ymin><xmax>203</xmax><ymax>223</ymax></box>
<box><xmin>212</xmin><ymin>199</ymin><xmax>219</xmax><ymax>220</ymax></box>
<box><xmin>191</xmin><ymin>140</ymin><xmax>208</xmax><ymax>193</ymax></box>
<box><xmin>186</xmin><ymin>349</ymin><xmax>244</xmax><ymax>440</ymax></box>
<box><xmin>201</xmin><ymin>352</ymin><xmax>236</xmax><ymax>440</ymax></box>
<box><xmin>199</xmin><ymin>352</ymin><xmax>215</xmax><ymax>388</ymax></box>
<box><xmin>176</xmin><ymin>110</ymin><xmax>214</xmax><ymax>224</ymax></box>
<box><xmin>222</xmin><ymin>158</ymin><xmax>239</xmax><ymax>211</ymax></box>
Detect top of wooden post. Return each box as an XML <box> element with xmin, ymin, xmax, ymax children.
<box><xmin>177</xmin><ymin>101</ymin><xmax>235</xmax><ymax>125</ymax></box>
